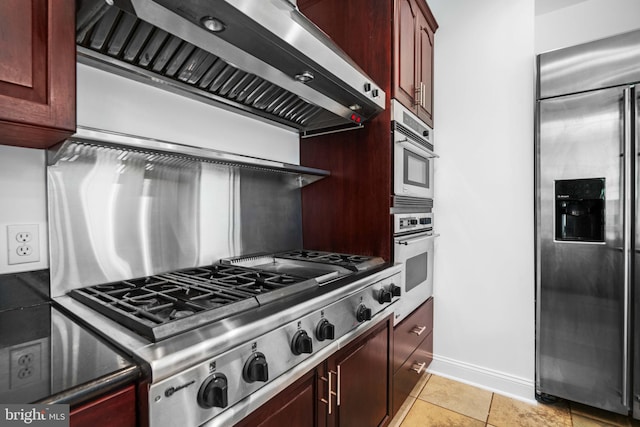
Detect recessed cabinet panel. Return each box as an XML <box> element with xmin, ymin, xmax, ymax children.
<box><xmin>396</xmin><ymin>0</ymin><xmax>418</xmax><ymax>110</ymax></box>
<box><xmin>417</xmin><ymin>16</ymin><xmax>434</xmax><ymax>125</ymax></box>
<box><xmin>0</xmin><ymin>0</ymin><xmax>76</xmax><ymax>148</ymax></box>
<box><xmin>0</xmin><ymin>0</ymin><xmax>35</xmax><ymax>89</ymax></box>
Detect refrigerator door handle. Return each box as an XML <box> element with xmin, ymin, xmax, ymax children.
<box><xmin>622</xmin><ymin>87</ymin><xmax>633</xmax><ymax>407</ymax></box>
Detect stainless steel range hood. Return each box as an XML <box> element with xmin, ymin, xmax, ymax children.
<box><xmin>76</xmin><ymin>0</ymin><xmax>386</xmax><ymax>136</ymax></box>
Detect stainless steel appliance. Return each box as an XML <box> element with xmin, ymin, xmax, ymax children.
<box><xmin>55</xmin><ymin>252</ymin><xmax>401</xmax><ymax>427</ymax></box>
<box><xmin>76</xmin><ymin>0</ymin><xmax>385</xmax><ymax>135</ymax></box>
<box><xmin>392</xmin><ymin>99</ymin><xmax>437</xmax><ymax>200</ymax></box>
<box><xmin>536</xmin><ymin>29</ymin><xmax>640</xmax><ymax>418</ymax></box>
<box><xmin>393</xmin><ymin>212</ymin><xmax>436</xmax><ymax>324</ymax></box>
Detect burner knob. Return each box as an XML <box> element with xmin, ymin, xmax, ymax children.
<box><xmin>389</xmin><ymin>284</ymin><xmax>402</xmax><ymax>297</ymax></box>
<box><xmin>291</xmin><ymin>330</ymin><xmax>313</xmax><ymax>355</ymax></box>
<box><xmin>243</xmin><ymin>352</ymin><xmax>269</xmax><ymax>383</ymax></box>
<box><xmin>315</xmin><ymin>319</ymin><xmax>335</xmax><ymax>341</ymax></box>
<box><xmin>356</xmin><ymin>304</ymin><xmax>372</xmax><ymax>322</ymax></box>
<box><xmin>377</xmin><ymin>288</ymin><xmax>392</xmax><ymax>304</ymax></box>
<box><xmin>197</xmin><ymin>373</ymin><xmax>228</xmax><ymax>409</ymax></box>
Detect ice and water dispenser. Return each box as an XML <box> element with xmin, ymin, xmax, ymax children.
<box><xmin>555</xmin><ymin>178</ymin><xmax>605</xmax><ymax>242</ymax></box>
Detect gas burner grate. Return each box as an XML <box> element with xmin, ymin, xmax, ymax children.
<box><xmin>275</xmin><ymin>250</ymin><xmax>378</xmax><ymax>271</ymax></box>
<box><xmin>69</xmin><ymin>263</ymin><xmax>311</xmax><ymax>341</ymax></box>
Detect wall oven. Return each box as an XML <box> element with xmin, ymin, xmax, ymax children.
<box><xmin>392</xmin><ymin>99</ymin><xmax>437</xmax><ymax>200</ymax></box>
<box><xmin>393</xmin><ymin>212</ymin><xmax>437</xmax><ymax>324</ymax></box>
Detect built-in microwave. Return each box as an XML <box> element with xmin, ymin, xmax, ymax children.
<box><xmin>392</xmin><ymin>99</ymin><xmax>437</xmax><ymax>200</ymax></box>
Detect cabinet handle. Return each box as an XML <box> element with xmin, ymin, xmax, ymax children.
<box><xmin>414</xmin><ymin>85</ymin><xmax>422</xmax><ymax>107</ymax></box>
<box><xmin>337</xmin><ymin>365</ymin><xmax>341</xmax><ymax>406</ymax></box>
<box><xmin>320</xmin><ymin>371</ymin><xmax>338</xmax><ymax>414</ymax></box>
<box><xmin>411</xmin><ymin>361</ymin><xmax>427</xmax><ymax>375</ymax></box>
<box><xmin>410</xmin><ymin>325</ymin><xmax>427</xmax><ymax>336</ymax></box>
<box><xmin>421</xmin><ymin>82</ymin><xmax>426</xmax><ymax>108</ymax></box>
<box><xmin>329</xmin><ymin>370</ymin><xmax>337</xmax><ymax>414</ymax></box>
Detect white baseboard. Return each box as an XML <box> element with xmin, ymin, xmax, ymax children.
<box><xmin>427</xmin><ymin>354</ymin><xmax>536</xmax><ymax>404</ymax></box>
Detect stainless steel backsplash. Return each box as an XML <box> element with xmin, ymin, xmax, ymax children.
<box><xmin>48</xmin><ymin>142</ymin><xmax>302</xmax><ymax>296</ymax></box>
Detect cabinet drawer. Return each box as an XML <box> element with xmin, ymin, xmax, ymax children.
<box><xmin>393</xmin><ymin>297</ymin><xmax>433</xmax><ymax>373</ymax></box>
<box><xmin>393</xmin><ymin>331</ymin><xmax>433</xmax><ymax>416</ymax></box>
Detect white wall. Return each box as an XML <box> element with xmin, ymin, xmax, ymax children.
<box><xmin>0</xmin><ymin>64</ymin><xmax>300</xmax><ymax>275</ymax></box>
<box><xmin>535</xmin><ymin>0</ymin><xmax>640</xmax><ymax>53</ymax></box>
<box><xmin>0</xmin><ymin>146</ymin><xmax>49</xmax><ymax>274</ymax></box>
<box><xmin>427</xmin><ymin>0</ymin><xmax>536</xmax><ymax>401</ymax></box>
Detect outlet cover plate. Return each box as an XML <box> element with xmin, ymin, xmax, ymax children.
<box><xmin>10</xmin><ymin>342</ymin><xmax>42</xmax><ymax>389</ymax></box>
<box><xmin>7</xmin><ymin>224</ymin><xmax>40</xmax><ymax>265</ymax></box>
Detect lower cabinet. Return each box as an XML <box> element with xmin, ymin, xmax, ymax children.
<box><xmin>234</xmin><ymin>314</ymin><xmax>393</xmax><ymax>427</ymax></box>
<box><xmin>392</xmin><ymin>298</ymin><xmax>434</xmax><ymax>416</ymax></box>
<box><xmin>325</xmin><ymin>314</ymin><xmax>393</xmax><ymax>427</ymax></box>
<box><xmin>69</xmin><ymin>384</ymin><xmax>136</xmax><ymax>427</ymax></box>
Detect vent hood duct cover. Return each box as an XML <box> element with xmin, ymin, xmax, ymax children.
<box><xmin>76</xmin><ymin>0</ymin><xmax>386</xmax><ymax>135</ymax></box>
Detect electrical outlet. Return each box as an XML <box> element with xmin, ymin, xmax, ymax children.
<box><xmin>10</xmin><ymin>343</ymin><xmax>42</xmax><ymax>389</ymax></box>
<box><xmin>7</xmin><ymin>224</ymin><xmax>40</xmax><ymax>265</ymax></box>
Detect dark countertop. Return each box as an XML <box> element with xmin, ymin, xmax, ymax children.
<box><xmin>0</xmin><ymin>270</ymin><xmax>141</xmax><ymax>407</ymax></box>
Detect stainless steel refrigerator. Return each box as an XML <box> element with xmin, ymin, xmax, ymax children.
<box><xmin>536</xmin><ymin>29</ymin><xmax>640</xmax><ymax>418</ymax></box>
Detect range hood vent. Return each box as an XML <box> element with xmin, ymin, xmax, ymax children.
<box><xmin>76</xmin><ymin>0</ymin><xmax>386</xmax><ymax>136</ymax></box>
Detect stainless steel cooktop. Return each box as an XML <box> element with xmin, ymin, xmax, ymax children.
<box><xmin>69</xmin><ymin>250</ymin><xmax>384</xmax><ymax>342</ymax></box>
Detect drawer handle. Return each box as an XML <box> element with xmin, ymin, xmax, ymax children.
<box><xmin>410</xmin><ymin>326</ymin><xmax>427</xmax><ymax>336</ymax></box>
<box><xmin>411</xmin><ymin>361</ymin><xmax>427</xmax><ymax>375</ymax></box>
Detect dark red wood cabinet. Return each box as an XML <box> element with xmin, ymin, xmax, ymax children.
<box><xmin>69</xmin><ymin>384</ymin><xmax>137</xmax><ymax>427</ymax></box>
<box><xmin>0</xmin><ymin>0</ymin><xmax>76</xmax><ymax>149</ymax></box>
<box><xmin>394</xmin><ymin>0</ymin><xmax>437</xmax><ymax>127</ymax></box>
<box><xmin>234</xmin><ymin>315</ymin><xmax>394</xmax><ymax>427</ymax></box>
<box><xmin>392</xmin><ymin>298</ymin><xmax>433</xmax><ymax>415</ymax></box>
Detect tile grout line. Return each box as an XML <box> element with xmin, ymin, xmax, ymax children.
<box><xmin>486</xmin><ymin>392</ymin><xmax>495</xmax><ymax>426</ymax></box>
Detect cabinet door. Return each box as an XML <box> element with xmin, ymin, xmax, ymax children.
<box><xmin>69</xmin><ymin>384</ymin><xmax>136</xmax><ymax>427</ymax></box>
<box><xmin>328</xmin><ymin>315</ymin><xmax>393</xmax><ymax>427</ymax></box>
<box><xmin>416</xmin><ymin>13</ymin><xmax>434</xmax><ymax>127</ymax></box>
<box><xmin>0</xmin><ymin>0</ymin><xmax>76</xmax><ymax>148</ymax></box>
<box><xmin>394</xmin><ymin>0</ymin><xmax>418</xmax><ymax>111</ymax></box>
<box><xmin>234</xmin><ymin>370</ymin><xmax>318</xmax><ymax>427</ymax></box>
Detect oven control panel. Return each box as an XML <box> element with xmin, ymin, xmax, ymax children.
<box><xmin>148</xmin><ymin>270</ymin><xmax>402</xmax><ymax>427</ymax></box>
<box><xmin>395</xmin><ymin>212</ymin><xmax>433</xmax><ymax>235</ymax></box>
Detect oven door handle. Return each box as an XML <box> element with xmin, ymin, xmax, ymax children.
<box><xmin>395</xmin><ymin>138</ymin><xmax>439</xmax><ymax>159</ymax></box>
<box><xmin>395</xmin><ymin>233</ymin><xmax>440</xmax><ymax>246</ymax></box>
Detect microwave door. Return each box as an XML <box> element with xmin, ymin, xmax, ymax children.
<box><xmin>394</xmin><ymin>138</ymin><xmax>436</xmax><ymax>199</ymax></box>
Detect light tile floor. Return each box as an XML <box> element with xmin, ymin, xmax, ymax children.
<box><xmin>389</xmin><ymin>374</ymin><xmax>640</xmax><ymax>427</ymax></box>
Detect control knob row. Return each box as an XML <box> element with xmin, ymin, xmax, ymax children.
<box><xmin>292</xmin><ymin>319</ymin><xmax>337</xmax><ymax>355</ymax></box>
<box><xmin>377</xmin><ymin>283</ymin><xmax>401</xmax><ymax>304</ymax></box>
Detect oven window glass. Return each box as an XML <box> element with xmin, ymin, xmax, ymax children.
<box><xmin>404</xmin><ymin>150</ymin><xmax>429</xmax><ymax>188</ymax></box>
<box><xmin>406</xmin><ymin>252</ymin><xmax>428</xmax><ymax>292</ymax></box>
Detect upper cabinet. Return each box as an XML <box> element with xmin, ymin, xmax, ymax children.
<box><xmin>0</xmin><ymin>0</ymin><xmax>76</xmax><ymax>149</ymax></box>
<box><xmin>394</xmin><ymin>0</ymin><xmax>438</xmax><ymax>127</ymax></box>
